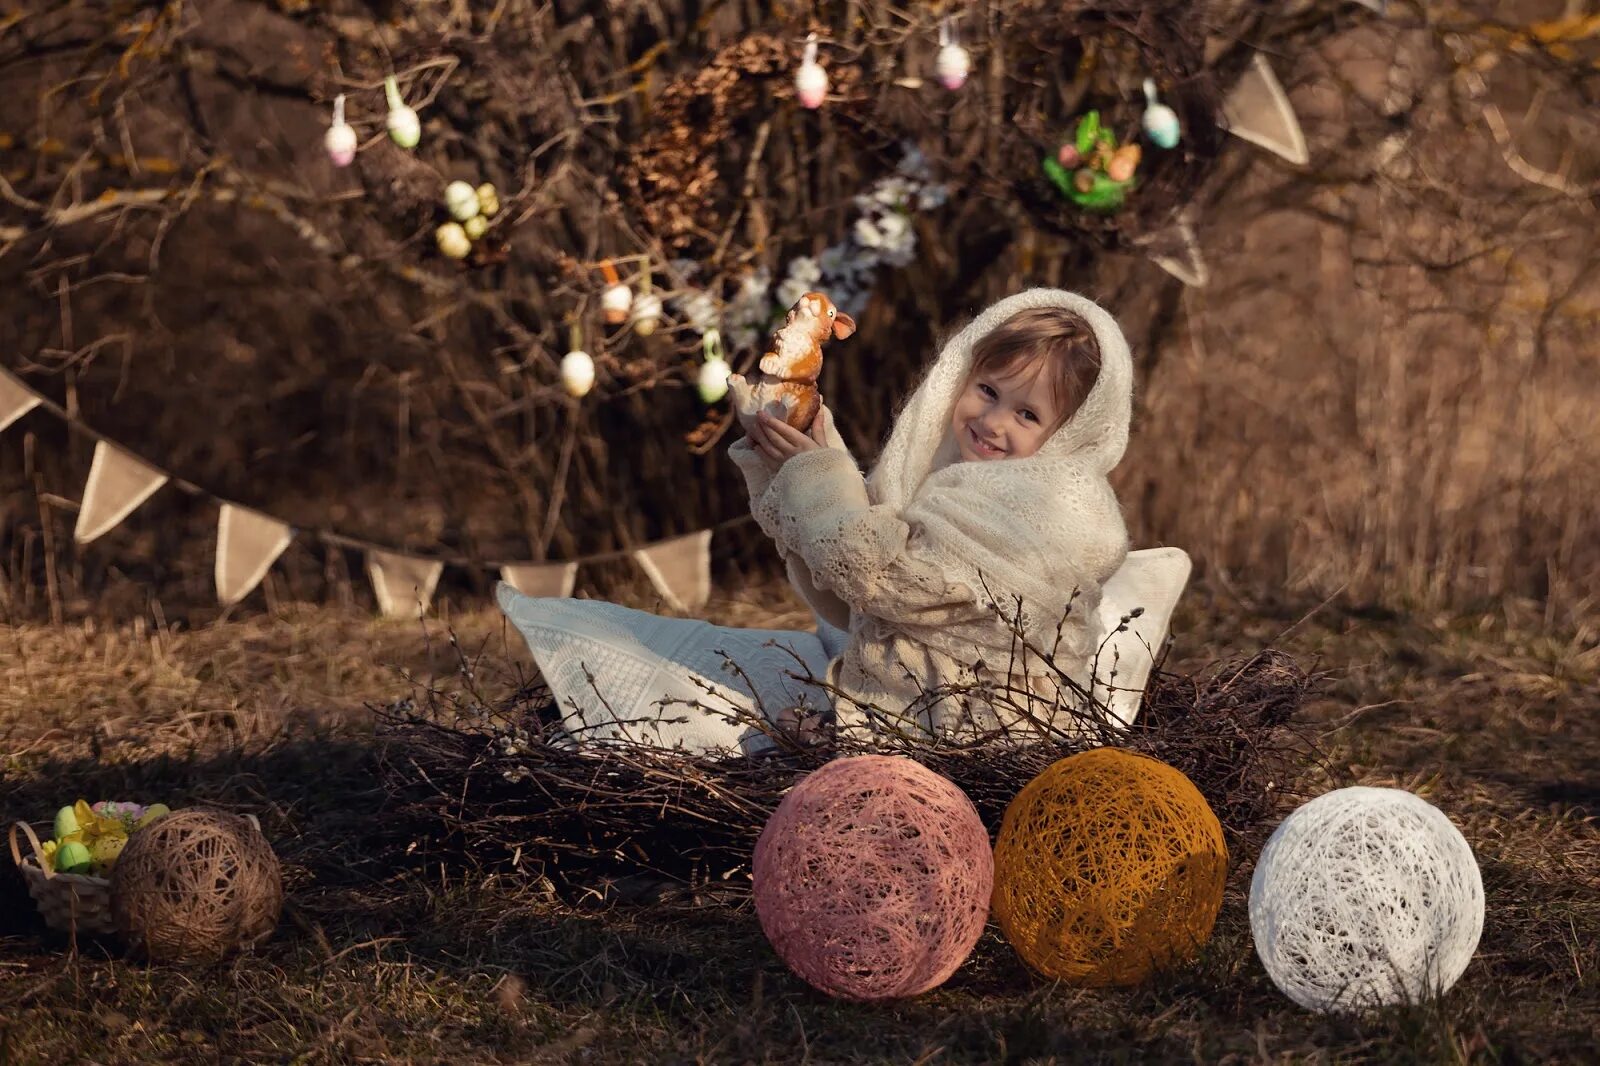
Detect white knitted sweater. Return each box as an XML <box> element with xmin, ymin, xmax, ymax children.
<box><xmin>728</xmin><ymin>288</ymin><xmax>1132</xmax><ymax>740</ymax></box>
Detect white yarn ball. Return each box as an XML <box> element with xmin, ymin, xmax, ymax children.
<box><xmin>1249</xmin><ymin>787</ymin><xmax>1484</xmax><ymax>1014</ymax></box>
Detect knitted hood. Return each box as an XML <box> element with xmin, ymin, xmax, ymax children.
<box><xmin>866</xmin><ymin>288</ymin><xmax>1133</xmax><ymax>644</ymax></box>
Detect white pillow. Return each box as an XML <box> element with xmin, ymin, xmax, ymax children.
<box><xmin>495</xmin><ymin>583</ymin><xmax>834</xmax><ymax>756</ymax></box>
<box><xmin>1089</xmin><ymin>547</ymin><xmax>1193</xmax><ymax>729</ymax></box>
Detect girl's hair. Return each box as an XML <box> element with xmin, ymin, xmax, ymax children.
<box><xmin>969</xmin><ymin>307</ymin><xmax>1102</xmax><ymax>431</ymax></box>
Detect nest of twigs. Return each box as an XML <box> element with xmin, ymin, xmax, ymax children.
<box><xmin>376</xmin><ymin>632</ymin><xmax>1323</xmax><ymax>906</ymax></box>
<box><xmin>987</xmin><ymin>0</ymin><xmax>1226</xmax><ymax>247</ymax></box>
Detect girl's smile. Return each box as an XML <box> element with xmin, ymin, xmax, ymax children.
<box><xmin>968</xmin><ymin>425</ymin><xmax>1005</xmax><ymax>457</ymax></box>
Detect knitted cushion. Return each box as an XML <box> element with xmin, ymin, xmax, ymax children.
<box><xmin>1089</xmin><ymin>547</ymin><xmax>1192</xmax><ymax>729</ymax></box>
<box><xmin>496</xmin><ymin>583</ymin><xmax>834</xmax><ymax>755</ymax></box>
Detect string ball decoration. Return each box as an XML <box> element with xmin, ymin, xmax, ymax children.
<box><xmin>752</xmin><ymin>755</ymin><xmax>993</xmax><ymax>1000</ymax></box>
<box><xmin>110</xmin><ymin>808</ymin><xmax>284</xmax><ymax>964</ymax></box>
<box><xmin>992</xmin><ymin>747</ymin><xmax>1228</xmax><ymax>986</ymax></box>
<box><xmin>1249</xmin><ymin>786</ymin><xmax>1485</xmax><ymax>1014</ymax></box>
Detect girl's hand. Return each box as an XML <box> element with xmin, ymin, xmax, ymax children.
<box><xmin>750</xmin><ymin>410</ymin><xmax>827</xmax><ymax>467</ymax></box>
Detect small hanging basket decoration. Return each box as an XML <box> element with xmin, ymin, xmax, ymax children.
<box><xmin>1042</xmin><ymin>111</ymin><xmax>1140</xmax><ymax>214</ymax></box>
<box><xmin>955</xmin><ymin>2</ymin><xmax>1224</xmax><ymax>248</ymax></box>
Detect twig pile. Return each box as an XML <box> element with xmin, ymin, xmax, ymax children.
<box><xmin>375</xmin><ymin>635</ymin><xmax>1323</xmax><ymax>905</ymax></box>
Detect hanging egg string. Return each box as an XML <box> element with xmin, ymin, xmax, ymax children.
<box><xmin>697</xmin><ymin>328</ymin><xmax>732</xmax><ymax>404</ymax></box>
<box><xmin>318</xmin><ymin>55</ymin><xmax>460</xmax><ymax>150</ymax></box>
<box><xmin>325</xmin><ymin>95</ymin><xmax>357</xmax><ymax>167</ymax></box>
<box><xmin>935</xmin><ymin>14</ymin><xmax>971</xmax><ymax>91</ymax></box>
<box><xmin>795</xmin><ymin>32</ymin><xmax>829</xmax><ymax>109</ymax></box>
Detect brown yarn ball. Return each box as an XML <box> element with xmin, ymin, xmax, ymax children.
<box><xmin>992</xmin><ymin>748</ymin><xmax>1227</xmax><ymax>987</ymax></box>
<box><xmin>110</xmin><ymin>808</ymin><xmax>283</xmax><ymax>964</ymax></box>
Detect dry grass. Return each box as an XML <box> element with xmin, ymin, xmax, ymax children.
<box><xmin>1</xmin><ymin>575</ymin><xmax>1596</xmax><ymax>1064</ymax></box>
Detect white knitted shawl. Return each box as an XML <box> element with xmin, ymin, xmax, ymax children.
<box><xmin>868</xmin><ymin>287</ymin><xmax>1133</xmax><ymax>654</ymax></box>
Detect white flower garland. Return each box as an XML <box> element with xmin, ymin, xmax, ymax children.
<box><xmin>669</xmin><ymin>142</ymin><xmax>948</xmax><ymax>354</ymax></box>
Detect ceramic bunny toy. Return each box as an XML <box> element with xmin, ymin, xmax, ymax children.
<box><xmin>727</xmin><ymin>291</ymin><xmax>856</xmax><ymax>436</ymax></box>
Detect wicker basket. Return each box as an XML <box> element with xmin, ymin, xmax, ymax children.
<box><xmin>8</xmin><ymin>813</ymin><xmax>260</xmax><ymax>938</ymax></box>
<box><xmin>9</xmin><ymin>821</ymin><xmax>116</xmax><ymax>936</ymax></box>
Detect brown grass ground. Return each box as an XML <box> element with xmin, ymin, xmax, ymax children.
<box><xmin>1</xmin><ymin>574</ymin><xmax>1596</xmax><ymax>1065</ymax></box>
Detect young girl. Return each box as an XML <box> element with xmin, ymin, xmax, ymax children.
<box><xmin>728</xmin><ymin>287</ymin><xmax>1132</xmax><ymax>743</ymax></box>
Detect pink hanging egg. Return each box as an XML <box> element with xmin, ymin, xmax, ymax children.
<box><xmin>796</xmin><ymin>61</ymin><xmax>828</xmax><ymax>109</ymax></box>
<box><xmin>936</xmin><ymin>44</ymin><xmax>970</xmax><ymax>91</ymax></box>
<box><xmin>324</xmin><ymin>124</ymin><xmax>356</xmax><ymax>168</ymax></box>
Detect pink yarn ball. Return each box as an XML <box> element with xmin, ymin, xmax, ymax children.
<box><xmin>752</xmin><ymin>755</ymin><xmax>994</xmax><ymax>1000</ymax></box>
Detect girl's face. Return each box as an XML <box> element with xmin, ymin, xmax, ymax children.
<box><xmin>950</xmin><ymin>357</ymin><xmax>1062</xmax><ymax>461</ymax></box>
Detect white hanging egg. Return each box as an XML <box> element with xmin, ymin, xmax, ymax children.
<box><xmin>463</xmin><ymin>215</ymin><xmax>488</xmax><ymax>241</ymax></box>
<box><xmin>796</xmin><ymin>62</ymin><xmax>828</xmax><ymax>109</ymax></box>
<box><xmin>935</xmin><ymin>44</ymin><xmax>970</xmax><ymax>91</ymax></box>
<box><xmin>325</xmin><ymin>95</ymin><xmax>357</xmax><ymax>167</ymax></box>
<box><xmin>476</xmin><ymin>183</ymin><xmax>500</xmax><ymax>217</ymax></box>
<box><xmin>445</xmin><ymin>180</ymin><xmax>481</xmax><ymax>222</ymax></box>
<box><xmin>1142</xmin><ymin>78</ymin><xmax>1182</xmax><ymax>150</ymax></box>
<box><xmin>435</xmin><ymin>222</ymin><xmax>471</xmax><ymax>260</ymax></box>
<box><xmin>631</xmin><ymin>292</ymin><xmax>664</xmax><ymax>336</ymax></box>
<box><xmin>601</xmin><ymin>283</ymin><xmax>633</xmax><ymax>325</ymax></box>
<box><xmin>697</xmin><ymin>356</ymin><xmax>732</xmax><ymax>404</ymax></box>
<box><xmin>385</xmin><ymin>76</ymin><xmax>421</xmax><ymax>149</ymax></box>
<box><xmin>325</xmin><ymin>123</ymin><xmax>357</xmax><ymax>168</ymax></box>
<box><xmin>561</xmin><ymin>350</ymin><xmax>596</xmax><ymax>398</ymax></box>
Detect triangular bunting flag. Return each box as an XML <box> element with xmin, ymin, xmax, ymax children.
<box><xmin>1221</xmin><ymin>53</ymin><xmax>1309</xmax><ymax>166</ymax></box>
<box><xmin>0</xmin><ymin>368</ymin><xmax>41</xmax><ymax>434</ymax></box>
<box><xmin>630</xmin><ymin>529</ymin><xmax>712</xmax><ymax>613</ymax></box>
<box><xmin>366</xmin><ymin>549</ymin><xmax>444</xmax><ymax>619</ymax></box>
<box><xmin>215</xmin><ymin>502</ymin><xmax>294</xmax><ymax>606</ymax></box>
<box><xmin>1137</xmin><ymin>219</ymin><xmax>1210</xmax><ymax>288</ymax></box>
<box><xmin>499</xmin><ymin>561</ymin><xmax>578</xmax><ymax>598</ymax></box>
<box><xmin>73</xmin><ymin>440</ymin><xmax>169</xmax><ymax>544</ymax></box>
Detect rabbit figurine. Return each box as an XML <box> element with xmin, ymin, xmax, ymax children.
<box><xmin>727</xmin><ymin>292</ymin><xmax>856</xmax><ymax>436</ymax></box>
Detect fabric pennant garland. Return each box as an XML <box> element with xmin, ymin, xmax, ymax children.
<box><xmin>0</xmin><ymin>368</ymin><xmax>42</xmax><ymax>434</ymax></box>
<box><xmin>499</xmin><ymin>561</ymin><xmax>578</xmax><ymax>599</ymax></box>
<box><xmin>630</xmin><ymin>529</ymin><xmax>712</xmax><ymax>613</ymax></box>
<box><xmin>215</xmin><ymin>502</ymin><xmax>294</xmax><ymax>606</ymax></box>
<box><xmin>367</xmin><ymin>549</ymin><xmax>445</xmax><ymax>618</ymax></box>
<box><xmin>1221</xmin><ymin>53</ymin><xmax>1309</xmax><ymax>165</ymax></box>
<box><xmin>74</xmin><ymin>440</ymin><xmax>169</xmax><ymax>544</ymax></box>
<box><xmin>1136</xmin><ymin>219</ymin><xmax>1210</xmax><ymax>288</ymax></box>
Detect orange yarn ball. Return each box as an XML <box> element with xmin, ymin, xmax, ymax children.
<box><xmin>992</xmin><ymin>747</ymin><xmax>1227</xmax><ymax>986</ymax></box>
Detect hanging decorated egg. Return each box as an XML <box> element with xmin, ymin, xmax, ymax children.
<box><xmin>1142</xmin><ymin>78</ymin><xmax>1181</xmax><ymax>150</ymax></box>
<box><xmin>324</xmin><ymin>94</ymin><xmax>357</xmax><ymax>167</ymax></box>
<box><xmin>445</xmin><ymin>180</ymin><xmax>481</xmax><ymax>222</ymax></box>
<box><xmin>599</xmin><ymin>259</ymin><xmax>632</xmax><ymax>325</ymax></box>
<box><xmin>796</xmin><ymin>35</ymin><xmax>827</xmax><ymax>109</ymax></box>
<box><xmin>476</xmin><ymin>183</ymin><xmax>500</xmax><ymax>217</ymax></box>
<box><xmin>936</xmin><ymin>44</ymin><xmax>971</xmax><ymax>91</ymax></box>
<box><xmin>935</xmin><ymin>18</ymin><xmax>969</xmax><ymax>91</ymax></box>
<box><xmin>435</xmin><ymin>222</ymin><xmax>471</xmax><ymax>260</ymax></box>
<box><xmin>385</xmin><ymin>76</ymin><xmax>421</xmax><ymax>149</ymax></box>
<box><xmin>631</xmin><ymin>291</ymin><xmax>663</xmax><ymax>337</ymax></box>
<box><xmin>697</xmin><ymin>329</ymin><xmax>731</xmax><ymax>403</ymax></box>
<box><xmin>1107</xmin><ymin>143</ymin><xmax>1142</xmax><ymax>183</ymax></box>
<box><xmin>698</xmin><ymin>356</ymin><xmax>732</xmax><ymax>404</ymax></box>
<box><xmin>561</xmin><ymin>349</ymin><xmax>595</xmax><ymax>398</ymax></box>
